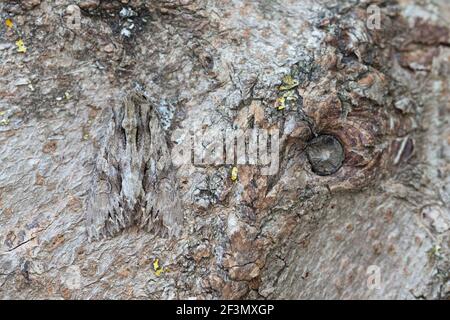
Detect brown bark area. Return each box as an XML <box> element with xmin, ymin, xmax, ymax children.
<box><xmin>0</xmin><ymin>0</ymin><xmax>448</xmax><ymax>299</ymax></box>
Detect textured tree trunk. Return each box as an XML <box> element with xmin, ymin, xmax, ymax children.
<box><xmin>0</xmin><ymin>0</ymin><xmax>448</xmax><ymax>299</ymax></box>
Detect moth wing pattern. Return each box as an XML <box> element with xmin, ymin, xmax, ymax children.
<box><xmin>86</xmin><ymin>91</ymin><xmax>182</xmax><ymax>240</ymax></box>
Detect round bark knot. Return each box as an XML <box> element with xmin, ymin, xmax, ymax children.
<box><xmin>306</xmin><ymin>135</ymin><xmax>344</xmax><ymax>176</ymax></box>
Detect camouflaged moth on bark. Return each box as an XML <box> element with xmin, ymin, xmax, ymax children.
<box><xmin>86</xmin><ymin>91</ymin><xmax>182</xmax><ymax>240</ymax></box>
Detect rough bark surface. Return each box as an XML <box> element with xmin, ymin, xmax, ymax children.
<box><xmin>0</xmin><ymin>0</ymin><xmax>449</xmax><ymax>299</ymax></box>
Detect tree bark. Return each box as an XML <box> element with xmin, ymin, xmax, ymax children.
<box><xmin>0</xmin><ymin>0</ymin><xmax>448</xmax><ymax>299</ymax></box>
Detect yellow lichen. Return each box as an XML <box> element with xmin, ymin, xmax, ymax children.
<box><xmin>15</xmin><ymin>39</ymin><xmax>27</xmax><ymax>53</ymax></box>
<box><xmin>278</xmin><ymin>74</ymin><xmax>299</xmax><ymax>91</ymax></box>
<box><xmin>276</xmin><ymin>96</ymin><xmax>286</xmax><ymax>110</ymax></box>
<box><xmin>231</xmin><ymin>166</ymin><xmax>238</xmax><ymax>181</ymax></box>
<box><xmin>153</xmin><ymin>258</ymin><xmax>160</xmax><ymax>271</ymax></box>
<box><xmin>5</xmin><ymin>19</ymin><xmax>13</xmax><ymax>28</ymax></box>
<box><xmin>275</xmin><ymin>90</ymin><xmax>299</xmax><ymax>111</ymax></box>
<box><xmin>153</xmin><ymin>258</ymin><xmax>166</xmax><ymax>277</ymax></box>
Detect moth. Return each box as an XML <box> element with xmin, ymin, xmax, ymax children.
<box><xmin>86</xmin><ymin>91</ymin><xmax>182</xmax><ymax>240</ymax></box>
